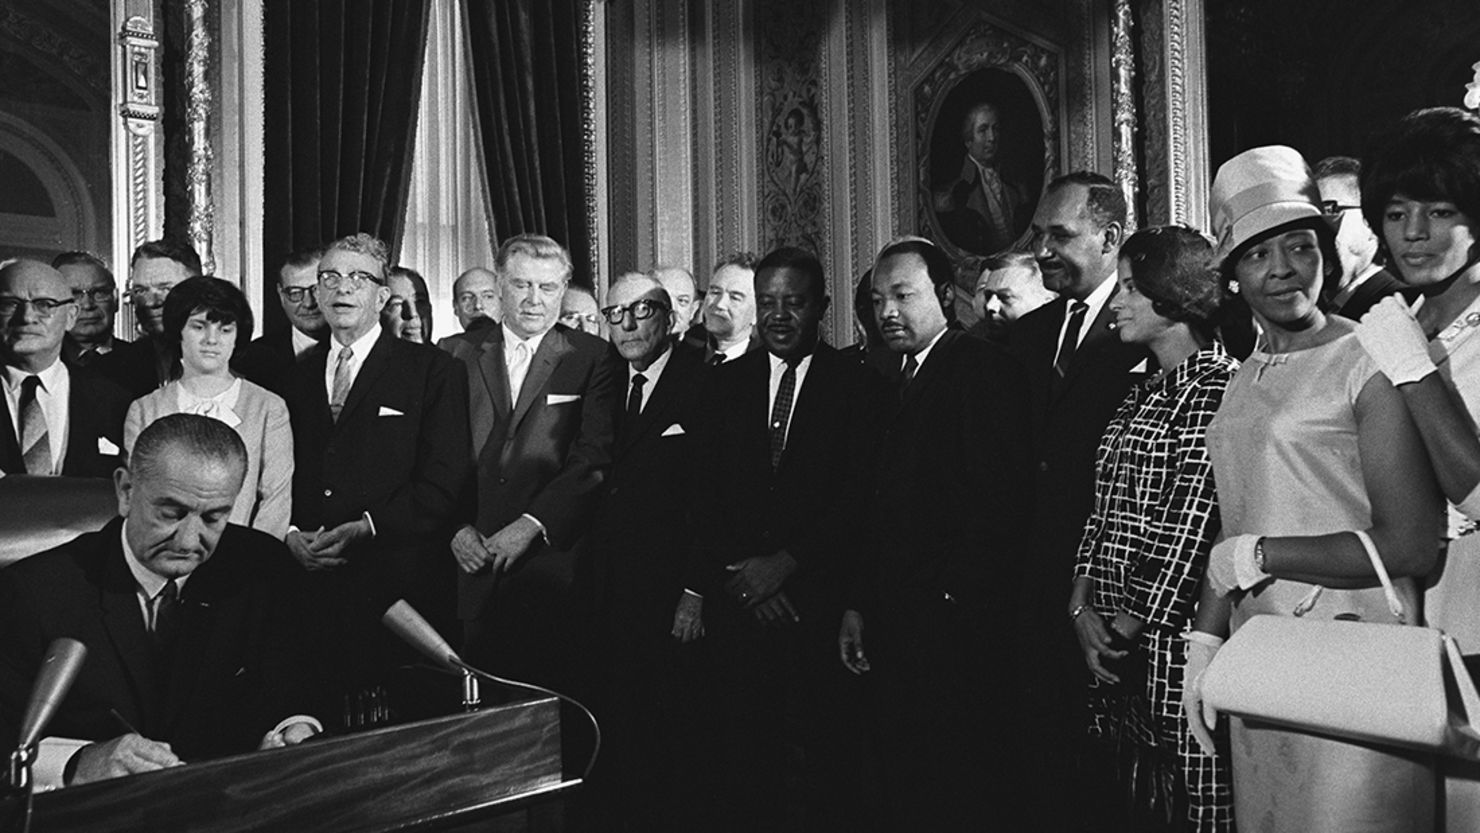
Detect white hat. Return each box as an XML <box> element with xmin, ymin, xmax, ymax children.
<box><xmin>1209</xmin><ymin>146</ymin><xmax>1324</xmax><ymax>262</ymax></box>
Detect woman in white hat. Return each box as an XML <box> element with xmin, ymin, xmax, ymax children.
<box><xmin>1181</xmin><ymin>145</ymin><xmax>1443</xmax><ymax>831</ymax></box>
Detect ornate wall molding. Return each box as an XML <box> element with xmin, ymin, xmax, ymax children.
<box><xmin>1162</xmin><ymin>0</ymin><xmax>1208</xmax><ymax>229</ymax></box>
<box><xmin>1111</xmin><ymin>0</ymin><xmax>1138</xmax><ymax>231</ymax></box>
<box><xmin>112</xmin><ymin>1</ymin><xmax>165</xmax><ymax>336</ymax></box>
<box><xmin>214</xmin><ymin>0</ymin><xmax>265</xmax><ymax>322</ymax></box>
<box><xmin>184</xmin><ymin>0</ymin><xmax>215</xmax><ymax>274</ymax></box>
<box><xmin>580</xmin><ymin>0</ymin><xmax>601</xmax><ymax>291</ymax></box>
<box><xmin>0</xmin><ymin>7</ymin><xmax>110</xmax><ymax>100</ymax></box>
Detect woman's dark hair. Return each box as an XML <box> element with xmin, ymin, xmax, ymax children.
<box><xmin>161</xmin><ymin>275</ymin><xmax>254</xmax><ymax>378</ymax></box>
<box><xmin>1120</xmin><ymin>226</ymin><xmax>1225</xmax><ymax>341</ymax></box>
<box><xmin>1361</xmin><ymin>107</ymin><xmax>1480</xmax><ymax>244</ymax></box>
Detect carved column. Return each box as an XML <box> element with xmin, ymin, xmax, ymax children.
<box><xmin>1110</xmin><ymin>0</ymin><xmax>1139</xmax><ymax>231</ymax></box>
<box><xmin>112</xmin><ymin>0</ymin><xmax>165</xmax><ymax>337</ymax></box>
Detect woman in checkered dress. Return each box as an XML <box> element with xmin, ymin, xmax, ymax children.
<box><xmin>1069</xmin><ymin>225</ymin><xmax>1238</xmax><ymax>832</ymax></box>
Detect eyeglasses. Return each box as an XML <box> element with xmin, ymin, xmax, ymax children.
<box><xmin>600</xmin><ymin>299</ymin><xmax>669</xmax><ymax>325</ymax></box>
<box><xmin>0</xmin><ymin>297</ymin><xmax>76</xmax><ymax>319</ymax></box>
<box><xmin>1320</xmin><ymin>200</ymin><xmax>1361</xmax><ymax>216</ymax></box>
<box><xmin>280</xmin><ymin>285</ymin><xmax>319</xmax><ymax>303</ymax></box>
<box><xmin>317</xmin><ymin>270</ymin><xmax>383</xmax><ymax>290</ymax></box>
<box><xmin>71</xmin><ymin>287</ymin><xmax>116</xmax><ymax>305</ymax></box>
<box><xmin>123</xmin><ymin>282</ymin><xmax>177</xmax><ymax>303</ymax></box>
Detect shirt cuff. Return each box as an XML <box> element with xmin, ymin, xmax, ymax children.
<box><xmin>270</xmin><ymin>714</ymin><xmax>324</xmax><ymax>739</ymax></box>
<box><xmin>361</xmin><ymin>511</ymin><xmax>377</xmax><ymax>538</ymax></box>
<box><xmin>520</xmin><ymin>513</ymin><xmax>548</xmax><ymax>543</ymax></box>
<box><xmin>35</xmin><ymin>737</ymin><xmax>90</xmax><ymax>791</ymax></box>
<box><xmin>683</xmin><ymin>588</ymin><xmax>703</xmax><ymax>600</ymax></box>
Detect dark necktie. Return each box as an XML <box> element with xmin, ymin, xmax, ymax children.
<box><xmin>153</xmin><ymin>579</ymin><xmax>181</xmax><ymax>660</ymax></box>
<box><xmin>899</xmin><ymin>354</ymin><xmax>920</xmax><ymax>399</ymax></box>
<box><xmin>627</xmin><ymin>373</ymin><xmax>647</xmax><ymax>421</ymax></box>
<box><xmin>769</xmin><ymin>359</ymin><xmax>799</xmax><ymax>470</ymax></box>
<box><xmin>1053</xmin><ymin>301</ymin><xmax>1090</xmax><ymax>379</ymax></box>
<box><xmin>18</xmin><ymin>375</ymin><xmax>51</xmax><ymax>475</ymax></box>
<box><xmin>709</xmin><ymin>353</ymin><xmax>726</xmax><ymax>367</ymax></box>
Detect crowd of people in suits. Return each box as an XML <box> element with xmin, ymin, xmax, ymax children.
<box><xmin>6</xmin><ymin>103</ymin><xmax>1480</xmax><ymax>833</ymax></box>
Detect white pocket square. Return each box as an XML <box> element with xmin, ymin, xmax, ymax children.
<box><xmin>547</xmin><ymin>394</ymin><xmax>581</xmax><ymax>405</ymax></box>
<box><xmin>1130</xmin><ymin>358</ymin><xmax>1150</xmax><ymax>374</ymax></box>
<box><xmin>660</xmin><ymin>424</ymin><xmax>685</xmax><ymax>437</ymax></box>
<box><xmin>97</xmin><ymin>437</ymin><xmax>120</xmax><ymax>455</ymax></box>
<box><xmin>378</xmin><ymin>406</ymin><xmax>405</xmax><ymax>417</ymax></box>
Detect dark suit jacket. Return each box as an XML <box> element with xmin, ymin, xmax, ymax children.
<box><xmin>233</xmin><ymin>327</ymin><xmax>321</xmax><ymax>395</ymax></box>
<box><xmin>93</xmin><ymin>334</ymin><xmax>169</xmax><ymax>399</ymax></box>
<box><xmin>283</xmin><ymin>331</ymin><xmax>470</xmax><ymax>615</ymax></box>
<box><xmin>0</xmin><ymin>519</ymin><xmax>318</xmax><ymax>762</ymax></box>
<box><xmin>687</xmin><ymin>344</ymin><xmax>880</xmax><ymax>626</ymax></box>
<box><xmin>0</xmin><ymin>365</ymin><xmax>129</xmax><ymax>477</ymax></box>
<box><xmin>586</xmin><ymin>342</ymin><xmax>706</xmax><ymax>632</ymax></box>
<box><xmin>1333</xmin><ymin>267</ymin><xmax>1404</xmax><ymax>320</ymax></box>
<box><xmin>441</xmin><ymin>323</ymin><xmax>619</xmax><ymax>619</ymax></box>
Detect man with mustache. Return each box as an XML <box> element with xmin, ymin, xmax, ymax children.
<box><xmin>1005</xmin><ymin>171</ymin><xmax>1149</xmax><ymax>829</ymax></box>
<box><xmin>687</xmin><ymin>253</ymin><xmax>759</xmax><ymax>365</ymax></box>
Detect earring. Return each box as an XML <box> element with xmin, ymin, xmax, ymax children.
<box><xmin>1228</xmin><ymin>282</ymin><xmax>1240</xmax><ymax>295</ymax></box>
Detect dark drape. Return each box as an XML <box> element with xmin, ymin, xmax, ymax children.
<box><xmin>464</xmin><ymin>0</ymin><xmax>592</xmax><ymax>286</ymax></box>
<box><xmin>262</xmin><ymin>0</ymin><xmax>432</xmax><ymax>332</ymax></box>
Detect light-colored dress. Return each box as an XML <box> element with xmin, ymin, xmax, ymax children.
<box><xmin>1206</xmin><ymin>331</ymin><xmax>1435</xmax><ymax>833</ymax></box>
<box><xmin>124</xmin><ymin>377</ymin><xmax>293</xmax><ymax>538</ymax></box>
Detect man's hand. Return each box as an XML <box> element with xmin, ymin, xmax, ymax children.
<box><xmin>258</xmin><ymin>721</ymin><xmax>320</xmax><ymax>750</ymax></box>
<box><xmin>1072</xmin><ymin>608</ymin><xmax>1127</xmax><ymax>685</ymax></box>
<box><xmin>724</xmin><ymin>551</ymin><xmax>799</xmax><ymax>607</ymax></box>
<box><xmin>751</xmin><ymin>591</ymin><xmax>800</xmax><ymax>626</ymax></box>
<box><xmin>671</xmin><ymin>592</ymin><xmax>704</xmax><ymax>643</ymax></box>
<box><xmin>286</xmin><ymin>528</ymin><xmax>343</xmax><ymax>571</ymax></box>
<box><xmin>838</xmin><ymin>609</ymin><xmax>870</xmax><ymax>675</ymax></box>
<box><xmin>68</xmin><ymin>734</ymin><xmax>181</xmax><ymax>785</ymax></box>
<box><xmin>487</xmin><ymin>516</ymin><xmax>543</xmax><ymax>574</ymax></box>
<box><xmin>451</xmin><ymin>525</ymin><xmax>493</xmax><ymax>574</ymax></box>
<box><xmin>309</xmin><ymin>517</ymin><xmax>373</xmax><ymax>559</ymax></box>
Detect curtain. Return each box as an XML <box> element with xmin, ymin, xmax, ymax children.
<box><xmin>262</xmin><ymin>0</ymin><xmax>433</xmax><ymax>331</ymax></box>
<box><xmin>399</xmin><ymin>0</ymin><xmax>497</xmax><ymax>343</ymax></box>
<box><xmin>464</xmin><ymin>0</ymin><xmax>592</xmax><ymax>287</ymax></box>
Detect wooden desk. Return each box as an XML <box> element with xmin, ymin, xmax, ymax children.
<box><xmin>18</xmin><ymin>697</ymin><xmax>574</xmax><ymax>832</ymax></box>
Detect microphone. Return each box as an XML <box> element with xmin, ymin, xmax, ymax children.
<box><xmin>380</xmin><ymin>600</ymin><xmax>460</xmax><ymax>673</ymax></box>
<box><xmin>16</xmin><ymin>639</ymin><xmax>87</xmax><ymax>752</ymax></box>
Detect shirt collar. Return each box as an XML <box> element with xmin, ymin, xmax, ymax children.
<box><xmin>1078</xmin><ymin>271</ymin><xmax>1117</xmax><ymax>314</ymax></box>
<box><xmin>3</xmin><ymin>356</ymin><xmax>67</xmax><ymax>393</ymax></box>
<box><xmin>716</xmin><ymin>332</ymin><xmax>752</xmax><ymax>362</ymax></box>
<box><xmin>332</xmin><ymin>323</ymin><xmax>381</xmax><ymax>357</ymax></box>
<box><xmin>630</xmin><ymin>342</ymin><xmax>673</xmax><ymax>385</ymax></box>
<box><xmin>768</xmin><ymin>350</ymin><xmax>815</xmax><ymax>374</ymax></box>
<box><xmin>120</xmin><ymin>524</ymin><xmax>190</xmax><ymax>599</ymax></box>
<box><xmin>290</xmin><ymin>327</ymin><xmax>320</xmax><ymax>357</ymax></box>
<box><xmin>905</xmin><ymin>326</ymin><xmax>949</xmax><ymax>370</ymax></box>
<box><xmin>502</xmin><ymin>323</ymin><xmax>552</xmax><ymax>357</ymax></box>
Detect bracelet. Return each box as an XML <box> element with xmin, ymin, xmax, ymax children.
<box><xmin>1069</xmin><ymin>603</ymin><xmax>1090</xmax><ymax>622</ymax></box>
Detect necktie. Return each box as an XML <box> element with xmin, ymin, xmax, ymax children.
<box><xmin>1054</xmin><ymin>302</ymin><xmax>1090</xmax><ymax>379</ymax></box>
<box><xmin>709</xmin><ymin>353</ymin><xmax>726</xmax><ymax>367</ymax></box>
<box><xmin>153</xmin><ymin>579</ymin><xmax>180</xmax><ymax>659</ymax></box>
<box><xmin>899</xmin><ymin>354</ymin><xmax>919</xmax><ymax>399</ymax></box>
<box><xmin>627</xmin><ymin>373</ymin><xmax>647</xmax><ymax>420</ymax></box>
<box><xmin>330</xmin><ymin>346</ymin><xmax>354</xmax><ymax>421</ymax></box>
<box><xmin>769</xmin><ymin>359</ymin><xmax>798</xmax><ymax>470</ymax></box>
<box><xmin>18</xmin><ymin>375</ymin><xmax>51</xmax><ymax>475</ymax></box>
<box><xmin>508</xmin><ymin>340</ymin><xmax>532</xmax><ymax>404</ymax></box>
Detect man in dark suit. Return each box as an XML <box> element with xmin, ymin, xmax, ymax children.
<box><xmin>683</xmin><ymin>247</ymin><xmax>880</xmax><ymax>831</ymax></box>
<box><xmin>1006</xmin><ymin>171</ymin><xmax>1148</xmax><ymax>830</ymax></box>
<box><xmin>95</xmin><ymin>239</ymin><xmax>202</xmax><ymax>397</ymax></box>
<box><xmin>579</xmin><ymin>273</ymin><xmax>705</xmax><ymax>831</ymax></box>
<box><xmin>281</xmin><ymin>233</ymin><xmax>470</xmax><ymax>695</ymax></box>
<box><xmin>440</xmin><ymin>234</ymin><xmax>618</xmax><ymax>691</ymax></box>
<box><xmin>838</xmin><ymin>237</ymin><xmax>1033</xmax><ymax>828</ymax></box>
<box><xmin>0</xmin><ymin>414</ymin><xmax>322</xmax><ymax>788</ymax></box>
<box><xmin>680</xmin><ymin>252</ymin><xmax>761</xmax><ymax>365</ymax></box>
<box><xmin>0</xmin><ymin>259</ymin><xmax>128</xmax><ymax>477</ymax></box>
<box><xmin>1313</xmin><ymin>155</ymin><xmax>1404</xmax><ymax>319</ymax></box>
<box><xmin>53</xmin><ymin>251</ymin><xmax>128</xmax><ymax>368</ymax></box>
<box><xmin>233</xmin><ymin>247</ymin><xmax>327</xmax><ymax>393</ymax></box>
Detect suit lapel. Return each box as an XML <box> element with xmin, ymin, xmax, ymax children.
<box><xmin>476</xmin><ymin>328</ymin><xmax>512</xmax><ymax>422</ymax></box>
<box><xmin>336</xmin><ymin>333</ymin><xmax>394</xmax><ymax>425</ymax></box>
<box><xmin>96</xmin><ymin>531</ymin><xmax>156</xmax><ymax>725</ymax></box>
<box><xmin>63</xmin><ymin>372</ymin><xmax>98</xmax><ymax>474</ymax></box>
<box><xmin>510</xmin><ymin>327</ymin><xmax>571</xmax><ymax>431</ymax></box>
<box><xmin>163</xmin><ymin>562</ymin><xmax>221</xmax><ymax>737</ymax></box>
<box><xmin>0</xmin><ymin>387</ymin><xmax>19</xmax><ymax>472</ymax></box>
<box><xmin>1056</xmin><ymin>284</ymin><xmax>1120</xmax><ymax>397</ymax></box>
<box><xmin>899</xmin><ymin>329</ymin><xmax>957</xmax><ymax>413</ymax></box>
<box><xmin>780</xmin><ymin>344</ymin><xmax>835</xmax><ymax>469</ymax></box>
<box><xmin>300</xmin><ymin>343</ymin><xmax>334</xmax><ymax>425</ymax></box>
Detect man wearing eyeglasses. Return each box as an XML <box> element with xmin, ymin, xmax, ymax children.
<box><xmin>280</xmin><ymin>233</ymin><xmax>470</xmax><ymax>696</ymax></box>
<box><xmin>233</xmin><ymin>247</ymin><xmax>329</xmax><ymax>393</ymax></box>
<box><xmin>580</xmin><ymin>274</ymin><xmax>704</xmax><ymax>828</ymax></box>
<box><xmin>95</xmin><ymin>239</ymin><xmax>203</xmax><ymax>397</ymax></box>
<box><xmin>52</xmin><ymin>251</ymin><xmax>127</xmax><ymax>368</ymax></box>
<box><xmin>0</xmin><ymin>259</ymin><xmax>129</xmax><ymax>477</ymax></box>
<box><xmin>1313</xmin><ymin>156</ymin><xmax>1404</xmax><ymax>319</ymax></box>
<box><xmin>441</xmin><ymin>233</ymin><xmax>618</xmax><ymax>693</ymax></box>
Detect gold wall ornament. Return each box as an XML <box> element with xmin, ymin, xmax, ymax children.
<box><xmin>184</xmin><ymin>0</ymin><xmax>215</xmax><ymax>276</ymax></box>
<box><xmin>1110</xmin><ymin>0</ymin><xmax>1138</xmax><ymax>233</ymax></box>
<box><xmin>113</xmin><ymin>3</ymin><xmax>165</xmax><ymax>338</ymax></box>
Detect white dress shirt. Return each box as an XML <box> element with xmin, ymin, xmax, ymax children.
<box><xmin>767</xmin><ymin>352</ymin><xmax>814</xmax><ymax>448</ymax></box>
<box><xmin>503</xmin><ymin>324</ymin><xmax>552</xmax><ymax>405</ymax></box>
<box><xmin>1054</xmin><ymin>272</ymin><xmax>1117</xmax><ymax>357</ymax></box>
<box><xmin>628</xmin><ymin>343</ymin><xmax>674</xmax><ymax>414</ymax></box>
<box><xmin>323</xmin><ymin>324</ymin><xmax>382</xmax><ymax>407</ymax></box>
<box><xmin>3</xmin><ymin>359</ymin><xmax>71</xmax><ymax>474</ymax></box>
<box><xmin>291</xmin><ymin>327</ymin><xmax>319</xmax><ymax>358</ymax></box>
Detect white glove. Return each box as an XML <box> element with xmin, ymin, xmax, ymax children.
<box><xmin>1356</xmin><ymin>296</ymin><xmax>1436</xmax><ymax>386</ymax></box>
<box><xmin>1205</xmin><ymin>534</ymin><xmax>1265</xmax><ymax>596</ymax></box>
<box><xmin>1182</xmin><ymin>631</ymin><xmax>1225</xmax><ymax>757</ymax></box>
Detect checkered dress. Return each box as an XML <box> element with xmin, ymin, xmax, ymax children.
<box><xmin>1072</xmin><ymin>342</ymin><xmax>1238</xmax><ymax>832</ymax></box>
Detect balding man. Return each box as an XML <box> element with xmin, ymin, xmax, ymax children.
<box><xmin>450</xmin><ymin>268</ymin><xmax>501</xmax><ymax>334</ymax></box>
<box><xmin>649</xmin><ymin>266</ymin><xmax>700</xmax><ymax>336</ymax></box>
<box><xmin>969</xmin><ymin>251</ymin><xmax>1056</xmax><ymax>341</ymax></box>
<box><xmin>0</xmin><ymin>414</ymin><xmax>322</xmax><ymax>788</ymax></box>
<box><xmin>52</xmin><ymin>251</ymin><xmax>127</xmax><ymax>367</ymax></box>
<box><xmin>0</xmin><ymin>259</ymin><xmax>129</xmax><ymax>477</ymax></box>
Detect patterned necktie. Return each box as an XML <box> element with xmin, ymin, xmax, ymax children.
<box><xmin>330</xmin><ymin>345</ymin><xmax>354</xmax><ymax>421</ymax></box>
<box><xmin>769</xmin><ymin>359</ymin><xmax>798</xmax><ymax>470</ymax></box>
<box><xmin>627</xmin><ymin>373</ymin><xmax>647</xmax><ymax>420</ymax></box>
<box><xmin>899</xmin><ymin>354</ymin><xmax>919</xmax><ymax>399</ymax></box>
<box><xmin>18</xmin><ymin>375</ymin><xmax>51</xmax><ymax>475</ymax></box>
<box><xmin>1054</xmin><ymin>302</ymin><xmax>1090</xmax><ymax>379</ymax></box>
